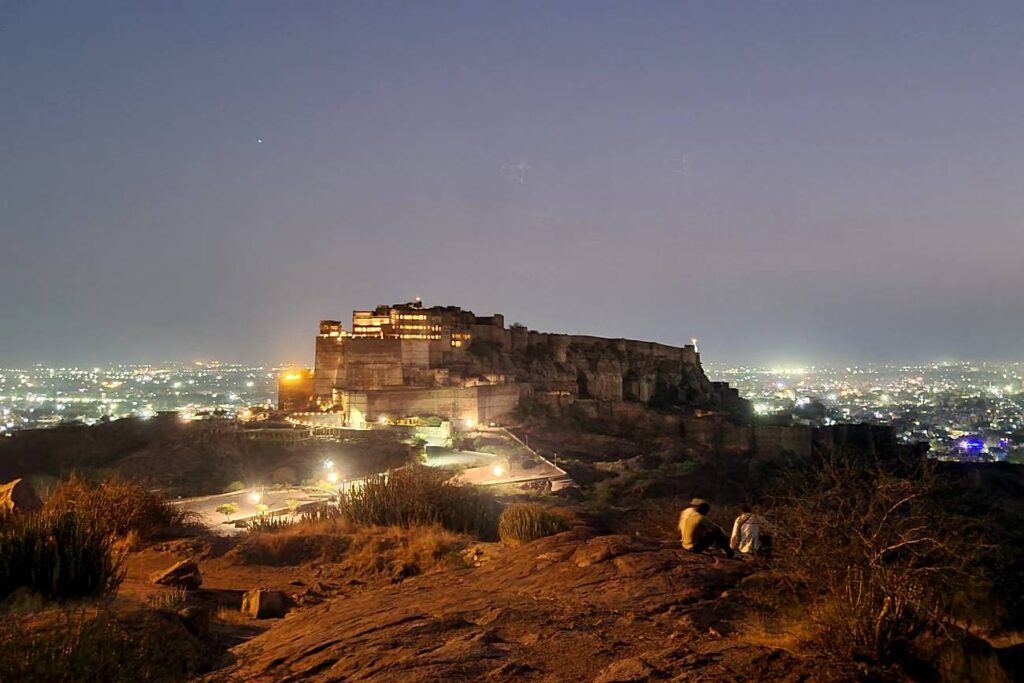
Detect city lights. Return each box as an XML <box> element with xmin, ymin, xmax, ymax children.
<box><xmin>708</xmin><ymin>361</ymin><xmax>1024</xmax><ymax>462</ymax></box>
<box><xmin>0</xmin><ymin>363</ymin><xmax>277</xmax><ymax>430</ymax></box>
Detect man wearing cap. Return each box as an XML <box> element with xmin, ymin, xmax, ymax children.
<box><xmin>679</xmin><ymin>498</ymin><xmax>735</xmax><ymax>558</ymax></box>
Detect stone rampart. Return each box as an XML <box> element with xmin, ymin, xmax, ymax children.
<box><xmin>341</xmin><ymin>384</ymin><xmax>523</xmax><ymax>424</ymax></box>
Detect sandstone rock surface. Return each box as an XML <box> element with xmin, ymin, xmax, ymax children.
<box><xmin>207</xmin><ymin>532</ymin><xmax>858</xmax><ymax>682</ymax></box>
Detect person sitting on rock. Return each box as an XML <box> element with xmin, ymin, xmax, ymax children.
<box><xmin>679</xmin><ymin>498</ymin><xmax>734</xmax><ymax>558</ymax></box>
<box><xmin>729</xmin><ymin>503</ymin><xmax>763</xmax><ymax>556</ymax></box>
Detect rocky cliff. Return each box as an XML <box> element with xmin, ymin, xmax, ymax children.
<box><xmin>473</xmin><ymin>332</ymin><xmax>747</xmax><ymax>415</ymax></box>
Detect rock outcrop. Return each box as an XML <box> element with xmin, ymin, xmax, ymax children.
<box><xmin>509</xmin><ymin>336</ymin><xmax>714</xmax><ymax>403</ymax></box>
<box><xmin>150</xmin><ymin>558</ymin><xmax>203</xmax><ymax>590</ymax></box>
<box><xmin>208</xmin><ymin>532</ymin><xmax>856</xmax><ymax>682</ymax></box>
<box><xmin>0</xmin><ymin>478</ymin><xmax>43</xmax><ymax>515</ymax></box>
<box><xmin>242</xmin><ymin>588</ymin><xmax>289</xmax><ymax>619</ymax></box>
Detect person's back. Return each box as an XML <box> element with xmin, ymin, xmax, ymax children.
<box><xmin>730</xmin><ymin>505</ymin><xmax>761</xmax><ymax>555</ymax></box>
<box><xmin>679</xmin><ymin>505</ymin><xmax>704</xmax><ymax>550</ymax></box>
<box><xmin>679</xmin><ymin>498</ymin><xmax>734</xmax><ymax>558</ymax></box>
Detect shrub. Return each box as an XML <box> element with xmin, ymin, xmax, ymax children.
<box><xmin>216</xmin><ymin>502</ymin><xmax>239</xmax><ymax>521</ymax></box>
<box><xmin>244</xmin><ymin>514</ymin><xmax>294</xmax><ymax>533</ymax></box>
<box><xmin>337</xmin><ymin>466</ymin><xmax>499</xmax><ymax>540</ymax></box>
<box><xmin>0</xmin><ymin>511</ymin><xmax>125</xmax><ymax>600</ymax></box>
<box><xmin>300</xmin><ymin>501</ymin><xmax>343</xmax><ymax>524</ymax></box>
<box><xmin>467</xmin><ymin>338</ymin><xmax>502</xmax><ymax>361</ymax></box>
<box><xmin>45</xmin><ymin>474</ymin><xmax>192</xmax><ymax>539</ymax></box>
<box><xmin>765</xmin><ymin>449</ymin><xmax>980</xmax><ymax>664</ymax></box>
<box><xmin>147</xmin><ymin>586</ymin><xmax>187</xmax><ymax>611</ymax></box>
<box><xmin>497</xmin><ymin>503</ymin><xmax>569</xmax><ymax>547</ymax></box>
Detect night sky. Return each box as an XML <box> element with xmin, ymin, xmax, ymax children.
<box><xmin>3</xmin><ymin>2</ymin><xmax>1023</xmax><ymax>367</ymax></box>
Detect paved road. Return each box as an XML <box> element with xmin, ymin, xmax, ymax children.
<box><xmin>173</xmin><ymin>487</ymin><xmax>333</xmax><ymax>533</ymax></box>
<box><xmin>177</xmin><ymin>428</ymin><xmax>575</xmax><ymax>532</ymax></box>
<box><xmin>423</xmin><ymin>447</ymin><xmax>495</xmax><ymax>468</ymax></box>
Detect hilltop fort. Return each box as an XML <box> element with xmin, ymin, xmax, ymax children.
<box><xmin>278</xmin><ymin>300</ymin><xmax>749</xmax><ymax>426</ymax></box>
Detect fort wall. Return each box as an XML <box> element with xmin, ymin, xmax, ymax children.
<box><xmin>337</xmin><ymin>384</ymin><xmax>524</xmax><ymax>424</ymax></box>
<box><xmin>680</xmin><ymin>415</ymin><xmax>814</xmax><ymax>458</ymax></box>
<box><xmin>313</xmin><ymin>337</ymin><xmax>343</xmax><ymax>397</ymax></box>
<box><xmin>338</xmin><ymin>338</ymin><xmax>405</xmax><ymax>389</ymax></box>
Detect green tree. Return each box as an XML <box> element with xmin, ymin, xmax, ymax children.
<box><xmin>216</xmin><ymin>502</ymin><xmax>239</xmax><ymax>521</ymax></box>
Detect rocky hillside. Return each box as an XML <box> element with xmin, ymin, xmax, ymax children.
<box><xmin>209</xmin><ymin>530</ymin><xmax>859</xmax><ymax>682</ymax></box>
<box><xmin>473</xmin><ymin>332</ymin><xmax>745</xmax><ymax>414</ymax></box>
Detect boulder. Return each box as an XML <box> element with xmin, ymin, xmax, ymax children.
<box><xmin>242</xmin><ymin>588</ymin><xmax>288</xmax><ymax>619</ymax></box>
<box><xmin>0</xmin><ymin>478</ymin><xmax>43</xmax><ymax>515</ymax></box>
<box><xmin>150</xmin><ymin>558</ymin><xmax>203</xmax><ymax>590</ymax></box>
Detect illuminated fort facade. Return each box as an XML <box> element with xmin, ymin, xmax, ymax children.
<box><xmin>280</xmin><ymin>301</ymin><xmax>518</xmax><ymax>426</ymax></box>
<box><xmin>279</xmin><ymin>300</ymin><xmax>747</xmax><ymax>427</ymax></box>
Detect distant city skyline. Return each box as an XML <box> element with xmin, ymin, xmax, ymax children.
<box><xmin>4</xmin><ymin>2</ymin><xmax>1023</xmax><ymax>366</ymax></box>
<box><xmin>5</xmin><ymin>360</ymin><xmax>1021</xmax><ymax>464</ymax></box>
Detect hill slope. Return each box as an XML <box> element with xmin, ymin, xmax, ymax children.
<box><xmin>209</xmin><ymin>531</ymin><xmax>860</xmax><ymax>682</ymax></box>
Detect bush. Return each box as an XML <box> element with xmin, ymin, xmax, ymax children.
<box><xmin>764</xmin><ymin>449</ymin><xmax>981</xmax><ymax>664</ymax></box>
<box><xmin>0</xmin><ymin>511</ymin><xmax>125</xmax><ymax>600</ymax></box>
<box><xmin>467</xmin><ymin>338</ymin><xmax>502</xmax><ymax>361</ymax></box>
<box><xmin>498</xmin><ymin>503</ymin><xmax>569</xmax><ymax>547</ymax></box>
<box><xmin>45</xmin><ymin>474</ymin><xmax>192</xmax><ymax>539</ymax></box>
<box><xmin>337</xmin><ymin>466</ymin><xmax>499</xmax><ymax>540</ymax></box>
<box><xmin>244</xmin><ymin>514</ymin><xmax>294</xmax><ymax>533</ymax></box>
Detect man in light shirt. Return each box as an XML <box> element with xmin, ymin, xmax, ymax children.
<box><xmin>679</xmin><ymin>498</ymin><xmax>735</xmax><ymax>558</ymax></box>
<box><xmin>729</xmin><ymin>504</ymin><xmax>763</xmax><ymax>556</ymax></box>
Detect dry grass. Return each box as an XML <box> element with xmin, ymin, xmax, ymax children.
<box><xmin>45</xmin><ymin>474</ymin><xmax>196</xmax><ymax>540</ymax></box>
<box><xmin>230</xmin><ymin>517</ymin><xmax>471</xmax><ymax>583</ymax></box>
<box><xmin>336</xmin><ymin>466</ymin><xmax>500</xmax><ymax>539</ymax></box>
<box><xmin>0</xmin><ymin>606</ymin><xmax>205</xmax><ymax>682</ymax></box>
<box><xmin>498</xmin><ymin>503</ymin><xmax>569</xmax><ymax>547</ymax></box>
<box><xmin>932</xmin><ymin>643</ymin><xmax>1016</xmax><ymax>683</ymax></box>
<box><xmin>0</xmin><ymin>511</ymin><xmax>125</xmax><ymax>600</ymax></box>
<box><xmin>764</xmin><ymin>450</ymin><xmax>988</xmax><ymax>666</ymax></box>
<box><xmin>147</xmin><ymin>586</ymin><xmax>188</xmax><ymax>611</ymax></box>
